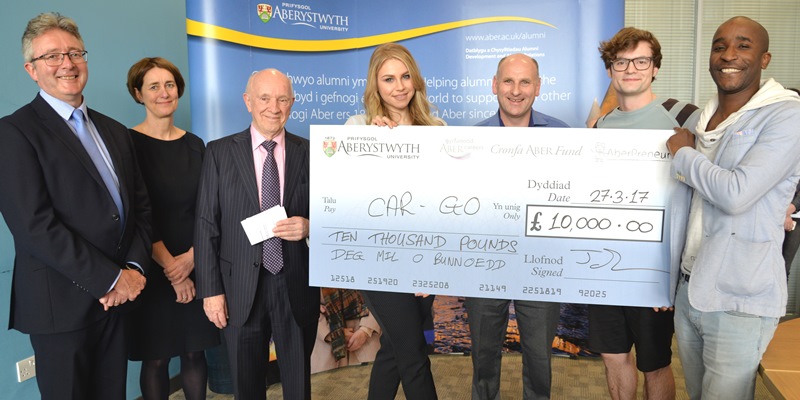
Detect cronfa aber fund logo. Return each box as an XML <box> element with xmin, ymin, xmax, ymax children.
<box><xmin>257</xmin><ymin>3</ymin><xmax>350</xmax><ymax>32</ymax></box>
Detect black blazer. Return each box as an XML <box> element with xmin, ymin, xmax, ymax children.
<box><xmin>0</xmin><ymin>94</ymin><xmax>152</xmax><ymax>334</ymax></box>
<box><xmin>195</xmin><ymin>128</ymin><xmax>318</xmax><ymax>328</ymax></box>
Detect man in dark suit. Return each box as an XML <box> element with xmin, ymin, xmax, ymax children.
<box><xmin>195</xmin><ymin>68</ymin><xmax>318</xmax><ymax>400</ymax></box>
<box><xmin>0</xmin><ymin>12</ymin><xmax>151</xmax><ymax>400</ymax></box>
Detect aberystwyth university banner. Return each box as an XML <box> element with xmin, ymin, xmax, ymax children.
<box><xmin>185</xmin><ymin>0</ymin><xmax>623</xmax><ymax>140</ymax></box>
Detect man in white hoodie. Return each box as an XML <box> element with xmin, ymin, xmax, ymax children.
<box><xmin>667</xmin><ymin>16</ymin><xmax>800</xmax><ymax>400</ymax></box>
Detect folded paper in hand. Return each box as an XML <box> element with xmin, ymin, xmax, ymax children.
<box><xmin>241</xmin><ymin>205</ymin><xmax>287</xmax><ymax>245</ymax></box>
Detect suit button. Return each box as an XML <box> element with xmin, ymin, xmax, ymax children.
<box><xmin>112</xmin><ymin>214</ymin><xmax>120</xmax><ymax>221</ymax></box>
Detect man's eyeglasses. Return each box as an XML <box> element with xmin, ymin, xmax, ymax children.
<box><xmin>30</xmin><ymin>50</ymin><xmax>88</xmax><ymax>66</ymax></box>
<box><xmin>611</xmin><ymin>57</ymin><xmax>653</xmax><ymax>72</ymax></box>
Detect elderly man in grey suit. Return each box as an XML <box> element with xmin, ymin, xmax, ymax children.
<box><xmin>195</xmin><ymin>68</ymin><xmax>318</xmax><ymax>400</ymax></box>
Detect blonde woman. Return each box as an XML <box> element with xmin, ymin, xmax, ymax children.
<box><xmin>346</xmin><ymin>43</ymin><xmax>443</xmax><ymax>400</ymax></box>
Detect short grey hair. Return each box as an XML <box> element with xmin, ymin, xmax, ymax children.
<box><xmin>22</xmin><ymin>12</ymin><xmax>84</xmax><ymax>62</ymax></box>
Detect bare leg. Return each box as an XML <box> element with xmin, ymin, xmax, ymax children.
<box><xmin>643</xmin><ymin>365</ymin><xmax>675</xmax><ymax>400</ymax></box>
<box><xmin>601</xmin><ymin>352</ymin><xmax>637</xmax><ymax>400</ymax></box>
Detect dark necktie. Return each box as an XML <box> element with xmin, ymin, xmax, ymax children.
<box><xmin>261</xmin><ymin>140</ymin><xmax>283</xmax><ymax>274</ymax></box>
<box><xmin>70</xmin><ymin>109</ymin><xmax>124</xmax><ymax>225</ymax></box>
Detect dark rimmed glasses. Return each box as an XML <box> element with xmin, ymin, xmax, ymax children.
<box><xmin>30</xmin><ymin>50</ymin><xmax>88</xmax><ymax>66</ymax></box>
<box><xmin>611</xmin><ymin>57</ymin><xmax>653</xmax><ymax>72</ymax></box>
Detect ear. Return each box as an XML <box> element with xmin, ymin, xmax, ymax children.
<box><xmin>491</xmin><ymin>76</ymin><xmax>498</xmax><ymax>95</ymax></box>
<box><xmin>134</xmin><ymin>88</ymin><xmax>144</xmax><ymax>104</ymax></box>
<box><xmin>243</xmin><ymin>93</ymin><xmax>252</xmax><ymax>113</ymax></box>
<box><xmin>24</xmin><ymin>62</ymin><xmax>38</xmax><ymax>82</ymax></box>
<box><xmin>761</xmin><ymin>51</ymin><xmax>772</xmax><ymax>69</ymax></box>
<box><xmin>606</xmin><ymin>68</ymin><xmax>612</xmax><ymax>79</ymax></box>
<box><xmin>533</xmin><ymin>78</ymin><xmax>541</xmax><ymax>98</ymax></box>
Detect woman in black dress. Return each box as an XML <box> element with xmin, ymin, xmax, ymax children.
<box><xmin>126</xmin><ymin>57</ymin><xmax>219</xmax><ymax>400</ymax></box>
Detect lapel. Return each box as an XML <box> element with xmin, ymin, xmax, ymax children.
<box><xmin>712</xmin><ymin>127</ymin><xmax>734</xmax><ymax>164</ymax></box>
<box><xmin>283</xmin><ymin>130</ymin><xmax>303</xmax><ymax>208</ymax></box>
<box><xmin>87</xmin><ymin>108</ymin><xmax>129</xmax><ymax>209</ymax></box>
<box><xmin>30</xmin><ymin>95</ymin><xmax>107</xmax><ymax>192</ymax></box>
<box><xmin>230</xmin><ymin>130</ymin><xmax>260</xmax><ymax>210</ymax></box>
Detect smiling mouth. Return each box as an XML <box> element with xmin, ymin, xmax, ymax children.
<box><xmin>720</xmin><ymin>68</ymin><xmax>742</xmax><ymax>74</ymax></box>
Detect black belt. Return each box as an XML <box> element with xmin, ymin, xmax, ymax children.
<box><xmin>680</xmin><ymin>271</ymin><xmax>691</xmax><ymax>282</ymax></box>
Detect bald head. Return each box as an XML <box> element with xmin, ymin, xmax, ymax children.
<box><xmin>715</xmin><ymin>16</ymin><xmax>769</xmax><ymax>52</ymax></box>
<box><xmin>245</xmin><ymin>68</ymin><xmax>293</xmax><ymax>97</ymax></box>
<box><xmin>496</xmin><ymin>53</ymin><xmax>539</xmax><ymax>77</ymax></box>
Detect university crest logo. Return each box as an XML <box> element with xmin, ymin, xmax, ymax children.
<box><xmin>257</xmin><ymin>4</ymin><xmax>273</xmax><ymax>23</ymax></box>
<box><xmin>322</xmin><ymin>139</ymin><xmax>338</xmax><ymax>158</ymax></box>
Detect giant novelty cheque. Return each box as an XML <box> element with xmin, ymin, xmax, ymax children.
<box><xmin>309</xmin><ymin>125</ymin><xmax>677</xmax><ymax>307</ymax></box>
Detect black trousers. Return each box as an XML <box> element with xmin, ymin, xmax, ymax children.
<box><xmin>30</xmin><ymin>313</ymin><xmax>128</xmax><ymax>400</ymax></box>
<box><xmin>362</xmin><ymin>291</ymin><xmax>437</xmax><ymax>400</ymax></box>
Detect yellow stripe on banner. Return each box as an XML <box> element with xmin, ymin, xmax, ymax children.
<box><xmin>186</xmin><ymin>17</ymin><xmax>557</xmax><ymax>52</ymax></box>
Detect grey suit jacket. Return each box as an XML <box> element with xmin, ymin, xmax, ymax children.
<box><xmin>195</xmin><ymin>128</ymin><xmax>318</xmax><ymax>327</ymax></box>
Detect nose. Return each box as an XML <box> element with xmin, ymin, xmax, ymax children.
<box><xmin>624</xmin><ymin>60</ymin><xmax>637</xmax><ymax>73</ymax></box>
<box><xmin>720</xmin><ymin>46</ymin><xmax>738</xmax><ymax>61</ymax></box>
<box><xmin>60</xmin><ymin>54</ymin><xmax>76</xmax><ymax>68</ymax></box>
<box><xmin>267</xmin><ymin>98</ymin><xmax>280</xmax><ymax>112</ymax></box>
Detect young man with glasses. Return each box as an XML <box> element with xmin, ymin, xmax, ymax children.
<box><xmin>589</xmin><ymin>27</ymin><xmax>700</xmax><ymax>400</ymax></box>
<box><xmin>0</xmin><ymin>12</ymin><xmax>151</xmax><ymax>400</ymax></box>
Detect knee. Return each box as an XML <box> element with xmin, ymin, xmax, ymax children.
<box><xmin>144</xmin><ymin>358</ymin><xmax>171</xmax><ymax>370</ymax></box>
<box><xmin>181</xmin><ymin>351</ymin><xmax>207</xmax><ymax>365</ymax></box>
<box><xmin>601</xmin><ymin>352</ymin><xmax>634</xmax><ymax>368</ymax></box>
<box><xmin>643</xmin><ymin>365</ymin><xmax>673</xmax><ymax>378</ymax></box>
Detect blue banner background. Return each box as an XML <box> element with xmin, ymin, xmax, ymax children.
<box><xmin>186</xmin><ymin>0</ymin><xmax>624</xmax><ymax>140</ymax></box>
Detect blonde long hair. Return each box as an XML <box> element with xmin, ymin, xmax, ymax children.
<box><xmin>363</xmin><ymin>43</ymin><xmax>442</xmax><ymax>126</ymax></box>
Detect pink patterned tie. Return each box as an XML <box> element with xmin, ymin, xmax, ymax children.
<box><xmin>261</xmin><ymin>140</ymin><xmax>283</xmax><ymax>274</ymax></box>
